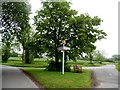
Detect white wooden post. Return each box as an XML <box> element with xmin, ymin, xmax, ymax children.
<box><xmin>62</xmin><ymin>50</ymin><xmax>65</xmax><ymax>75</ymax></box>
<box><xmin>57</xmin><ymin>40</ymin><xmax>70</xmax><ymax>75</ymax></box>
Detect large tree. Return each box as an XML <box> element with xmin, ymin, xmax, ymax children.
<box><xmin>34</xmin><ymin>1</ymin><xmax>107</xmax><ymax>71</ymax></box>
<box><xmin>112</xmin><ymin>54</ymin><xmax>120</xmax><ymax>62</ymax></box>
<box><xmin>1</xmin><ymin>2</ymin><xmax>15</xmax><ymax>62</ymax></box>
<box><xmin>1</xmin><ymin>1</ymin><xmax>33</xmax><ymax>63</ymax></box>
<box><xmin>92</xmin><ymin>50</ymin><xmax>106</xmax><ymax>64</ymax></box>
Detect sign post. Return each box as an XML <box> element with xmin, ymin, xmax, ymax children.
<box><xmin>58</xmin><ymin>40</ymin><xmax>70</xmax><ymax>75</ymax></box>
<box><xmin>62</xmin><ymin>50</ymin><xmax>65</xmax><ymax>74</ymax></box>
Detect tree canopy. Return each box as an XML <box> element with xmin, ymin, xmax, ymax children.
<box><xmin>1</xmin><ymin>1</ymin><xmax>107</xmax><ymax>71</ymax></box>
<box><xmin>34</xmin><ymin>1</ymin><xmax>107</xmax><ymax>64</ymax></box>
<box><xmin>92</xmin><ymin>50</ymin><xmax>106</xmax><ymax>63</ymax></box>
<box><xmin>1</xmin><ymin>1</ymin><xmax>32</xmax><ymax>63</ymax></box>
<box><xmin>112</xmin><ymin>54</ymin><xmax>120</xmax><ymax>61</ymax></box>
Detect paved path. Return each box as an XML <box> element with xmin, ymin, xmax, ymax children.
<box><xmin>1</xmin><ymin>65</ymin><xmax>39</xmax><ymax>89</ymax></box>
<box><xmin>83</xmin><ymin>64</ymin><xmax>119</xmax><ymax>88</ymax></box>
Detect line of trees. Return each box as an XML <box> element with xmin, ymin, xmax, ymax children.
<box><xmin>112</xmin><ymin>54</ymin><xmax>120</xmax><ymax>62</ymax></box>
<box><xmin>1</xmin><ymin>1</ymin><xmax>34</xmax><ymax>63</ymax></box>
<box><xmin>1</xmin><ymin>1</ymin><xmax>107</xmax><ymax>71</ymax></box>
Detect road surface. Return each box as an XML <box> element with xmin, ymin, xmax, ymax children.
<box><xmin>1</xmin><ymin>65</ymin><xmax>39</xmax><ymax>89</ymax></box>
<box><xmin>1</xmin><ymin>64</ymin><xmax>119</xmax><ymax>89</ymax></box>
<box><xmin>84</xmin><ymin>64</ymin><xmax>119</xmax><ymax>89</ymax></box>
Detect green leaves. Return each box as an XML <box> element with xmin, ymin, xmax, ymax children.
<box><xmin>34</xmin><ymin>2</ymin><xmax>107</xmax><ymax>61</ymax></box>
<box><xmin>2</xmin><ymin>2</ymin><xmax>31</xmax><ymax>44</ymax></box>
<box><xmin>2</xmin><ymin>1</ymin><xmax>34</xmax><ymax>63</ymax></box>
<box><xmin>92</xmin><ymin>50</ymin><xmax>106</xmax><ymax>62</ymax></box>
<box><xmin>92</xmin><ymin>16</ymin><xmax>103</xmax><ymax>26</ymax></box>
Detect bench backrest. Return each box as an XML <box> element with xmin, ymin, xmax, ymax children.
<box><xmin>73</xmin><ymin>64</ymin><xmax>79</xmax><ymax>69</ymax></box>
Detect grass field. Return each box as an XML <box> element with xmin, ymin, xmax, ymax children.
<box><xmin>1</xmin><ymin>57</ymin><xmax>111</xmax><ymax>67</ymax></box>
<box><xmin>67</xmin><ymin>60</ymin><xmax>110</xmax><ymax>67</ymax></box>
<box><xmin>1</xmin><ymin>57</ymin><xmax>48</xmax><ymax>68</ymax></box>
<box><xmin>23</xmin><ymin>68</ymin><xmax>92</xmax><ymax>88</ymax></box>
<box><xmin>116</xmin><ymin>63</ymin><xmax>120</xmax><ymax>71</ymax></box>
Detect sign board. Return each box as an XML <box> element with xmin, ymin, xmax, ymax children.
<box><xmin>58</xmin><ymin>46</ymin><xmax>70</xmax><ymax>51</ymax></box>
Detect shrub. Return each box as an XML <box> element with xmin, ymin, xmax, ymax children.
<box><xmin>116</xmin><ymin>63</ymin><xmax>120</xmax><ymax>71</ymax></box>
<box><xmin>10</xmin><ymin>51</ymin><xmax>18</xmax><ymax>57</ymax></box>
<box><xmin>46</xmin><ymin>60</ymin><xmax>71</xmax><ymax>72</ymax></box>
<box><xmin>2</xmin><ymin>45</ymin><xmax>10</xmax><ymax>63</ymax></box>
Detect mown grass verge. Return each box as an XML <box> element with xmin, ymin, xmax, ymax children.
<box><xmin>1</xmin><ymin>57</ymin><xmax>110</xmax><ymax>68</ymax></box>
<box><xmin>116</xmin><ymin>63</ymin><xmax>120</xmax><ymax>71</ymax></box>
<box><xmin>23</xmin><ymin>68</ymin><xmax>92</xmax><ymax>88</ymax></box>
<box><xmin>2</xmin><ymin>57</ymin><xmax>48</xmax><ymax>68</ymax></box>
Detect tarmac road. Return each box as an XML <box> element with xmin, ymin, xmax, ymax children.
<box><xmin>1</xmin><ymin>64</ymin><xmax>120</xmax><ymax>89</ymax></box>
<box><xmin>1</xmin><ymin>65</ymin><xmax>39</xmax><ymax>89</ymax></box>
<box><xmin>84</xmin><ymin>64</ymin><xmax>119</xmax><ymax>89</ymax></box>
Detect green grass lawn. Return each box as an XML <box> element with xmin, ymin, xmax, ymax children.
<box><xmin>23</xmin><ymin>68</ymin><xmax>92</xmax><ymax>88</ymax></box>
<box><xmin>2</xmin><ymin>57</ymin><xmax>48</xmax><ymax>68</ymax></box>
<box><xmin>116</xmin><ymin>63</ymin><xmax>120</xmax><ymax>71</ymax></box>
<box><xmin>1</xmin><ymin>57</ymin><xmax>111</xmax><ymax>67</ymax></box>
<box><xmin>67</xmin><ymin>60</ymin><xmax>110</xmax><ymax>67</ymax></box>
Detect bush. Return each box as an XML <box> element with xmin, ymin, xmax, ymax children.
<box><xmin>2</xmin><ymin>46</ymin><xmax>10</xmax><ymax>63</ymax></box>
<box><xmin>46</xmin><ymin>60</ymin><xmax>71</xmax><ymax>72</ymax></box>
<box><xmin>64</xmin><ymin>64</ymin><xmax>71</xmax><ymax>72</ymax></box>
<box><xmin>2</xmin><ymin>55</ymin><xmax>9</xmax><ymax>63</ymax></box>
<box><xmin>10</xmin><ymin>52</ymin><xmax>18</xmax><ymax>57</ymax></box>
<box><xmin>116</xmin><ymin>63</ymin><xmax>120</xmax><ymax>71</ymax></box>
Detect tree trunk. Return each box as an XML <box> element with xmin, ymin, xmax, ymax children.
<box><xmin>89</xmin><ymin>53</ymin><xmax>93</xmax><ymax>64</ymax></box>
<box><xmin>55</xmin><ymin>48</ymin><xmax>59</xmax><ymax>65</ymax></box>
<box><xmin>29</xmin><ymin>50</ymin><xmax>34</xmax><ymax>63</ymax></box>
<box><xmin>22</xmin><ymin>47</ymin><xmax>24</xmax><ymax>64</ymax></box>
<box><xmin>54</xmin><ymin>27</ymin><xmax>59</xmax><ymax>68</ymax></box>
<box><xmin>25</xmin><ymin>48</ymin><xmax>30</xmax><ymax>64</ymax></box>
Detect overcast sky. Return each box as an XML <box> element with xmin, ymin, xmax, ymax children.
<box><xmin>30</xmin><ymin>0</ymin><xmax>119</xmax><ymax>58</ymax></box>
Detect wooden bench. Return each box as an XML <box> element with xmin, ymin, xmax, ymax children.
<box><xmin>73</xmin><ymin>64</ymin><xmax>82</xmax><ymax>73</ymax></box>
